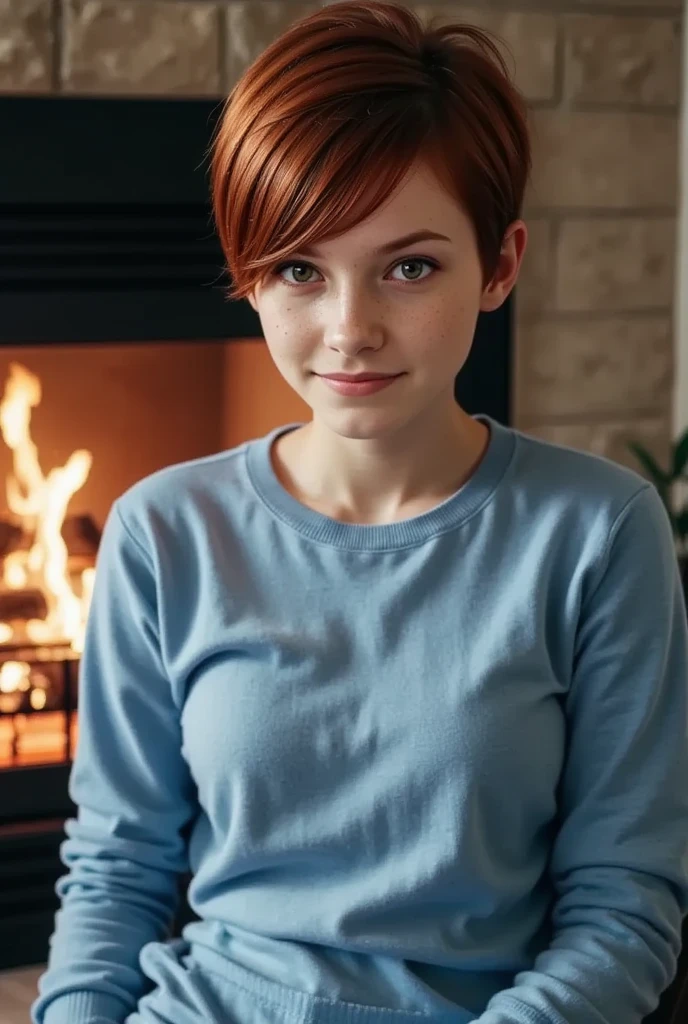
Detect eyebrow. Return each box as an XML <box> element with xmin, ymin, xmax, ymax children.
<box><xmin>297</xmin><ymin>230</ymin><xmax>453</xmax><ymax>259</ymax></box>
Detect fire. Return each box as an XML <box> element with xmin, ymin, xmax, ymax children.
<box><xmin>0</xmin><ymin>363</ymin><xmax>94</xmax><ymax>654</ymax></box>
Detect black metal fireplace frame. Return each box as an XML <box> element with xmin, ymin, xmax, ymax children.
<box><xmin>0</xmin><ymin>95</ymin><xmax>512</xmax><ymax>420</ymax></box>
<box><xmin>0</xmin><ymin>94</ymin><xmax>512</xmax><ymax>970</ymax></box>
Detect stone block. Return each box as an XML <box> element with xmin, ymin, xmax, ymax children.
<box><xmin>564</xmin><ymin>14</ymin><xmax>681</xmax><ymax>107</ymax></box>
<box><xmin>63</xmin><ymin>0</ymin><xmax>222</xmax><ymax>96</ymax></box>
<box><xmin>556</xmin><ymin>218</ymin><xmax>676</xmax><ymax>311</ymax></box>
<box><xmin>550</xmin><ymin>0</ymin><xmax>681</xmax><ymax>8</ymax></box>
<box><xmin>515</xmin><ymin>315</ymin><xmax>673</xmax><ymax>419</ymax></box>
<box><xmin>529</xmin><ymin>110</ymin><xmax>678</xmax><ymax>209</ymax></box>
<box><xmin>0</xmin><ymin>0</ymin><xmax>52</xmax><ymax>93</ymax></box>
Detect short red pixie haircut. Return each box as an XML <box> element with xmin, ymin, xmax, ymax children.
<box><xmin>210</xmin><ymin>0</ymin><xmax>531</xmax><ymax>303</ymax></box>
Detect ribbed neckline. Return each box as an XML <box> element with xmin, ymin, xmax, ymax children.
<box><xmin>245</xmin><ymin>413</ymin><xmax>515</xmax><ymax>551</ymax></box>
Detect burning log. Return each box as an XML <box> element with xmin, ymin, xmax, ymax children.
<box><xmin>0</xmin><ymin>520</ymin><xmax>22</xmax><ymax>557</ymax></box>
<box><xmin>0</xmin><ymin>588</ymin><xmax>48</xmax><ymax>622</ymax></box>
<box><xmin>0</xmin><ymin>513</ymin><xmax>100</xmax><ymax>560</ymax></box>
<box><xmin>0</xmin><ymin>363</ymin><xmax>96</xmax><ymax>652</ymax></box>
<box><xmin>61</xmin><ymin>514</ymin><xmax>101</xmax><ymax>560</ymax></box>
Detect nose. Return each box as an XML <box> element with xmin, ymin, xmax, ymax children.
<box><xmin>323</xmin><ymin>288</ymin><xmax>385</xmax><ymax>357</ymax></box>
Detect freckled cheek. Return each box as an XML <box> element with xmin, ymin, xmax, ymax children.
<box><xmin>264</xmin><ymin>328</ymin><xmax>313</xmax><ymax>374</ymax></box>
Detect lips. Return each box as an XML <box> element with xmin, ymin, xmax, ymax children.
<box><xmin>319</xmin><ymin>373</ymin><xmax>401</xmax><ymax>382</ymax></box>
<box><xmin>318</xmin><ymin>374</ymin><xmax>402</xmax><ymax>397</ymax></box>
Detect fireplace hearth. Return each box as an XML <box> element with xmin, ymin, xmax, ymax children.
<box><xmin>0</xmin><ymin>94</ymin><xmax>512</xmax><ymax>970</ymax></box>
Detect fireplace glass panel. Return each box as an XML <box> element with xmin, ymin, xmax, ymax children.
<box><xmin>0</xmin><ymin>338</ymin><xmax>310</xmax><ymax>773</ymax></box>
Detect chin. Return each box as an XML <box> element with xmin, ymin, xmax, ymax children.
<box><xmin>316</xmin><ymin>407</ymin><xmax>411</xmax><ymax>441</ymax></box>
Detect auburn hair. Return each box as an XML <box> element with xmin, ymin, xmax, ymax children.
<box><xmin>210</xmin><ymin>0</ymin><xmax>531</xmax><ymax>302</ymax></box>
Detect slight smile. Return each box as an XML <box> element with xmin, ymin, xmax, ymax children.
<box><xmin>316</xmin><ymin>374</ymin><xmax>405</xmax><ymax>397</ymax></box>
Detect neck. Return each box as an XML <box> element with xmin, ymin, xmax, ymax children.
<box><xmin>271</xmin><ymin>403</ymin><xmax>490</xmax><ymax>526</ymax></box>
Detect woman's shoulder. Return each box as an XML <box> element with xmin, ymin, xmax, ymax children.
<box><xmin>111</xmin><ymin>435</ymin><xmax>259</xmax><ymax>551</ymax></box>
<box><xmin>509</xmin><ymin>423</ymin><xmax>653</xmax><ymax>523</ymax></box>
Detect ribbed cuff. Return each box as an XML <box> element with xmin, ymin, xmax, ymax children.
<box><xmin>39</xmin><ymin>990</ymin><xmax>130</xmax><ymax>1024</ymax></box>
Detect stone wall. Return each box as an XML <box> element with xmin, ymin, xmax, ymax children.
<box><xmin>0</xmin><ymin>0</ymin><xmax>684</xmax><ymax>470</ymax></box>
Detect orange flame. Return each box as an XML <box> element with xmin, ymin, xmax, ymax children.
<box><xmin>0</xmin><ymin>363</ymin><xmax>94</xmax><ymax>654</ymax></box>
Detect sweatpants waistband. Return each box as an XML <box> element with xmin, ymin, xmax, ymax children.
<box><xmin>190</xmin><ymin>944</ymin><xmax>475</xmax><ymax>1024</ymax></box>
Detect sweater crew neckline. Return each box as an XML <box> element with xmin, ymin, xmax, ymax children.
<box><xmin>246</xmin><ymin>413</ymin><xmax>515</xmax><ymax>551</ymax></box>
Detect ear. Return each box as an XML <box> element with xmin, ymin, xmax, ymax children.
<box><xmin>247</xmin><ymin>290</ymin><xmax>258</xmax><ymax>312</ymax></box>
<box><xmin>480</xmin><ymin>220</ymin><xmax>528</xmax><ymax>313</ymax></box>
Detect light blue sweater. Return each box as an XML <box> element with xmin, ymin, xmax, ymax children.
<box><xmin>33</xmin><ymin>414</ymin><xmax>688</xmax><ymax>1024</ymax></box>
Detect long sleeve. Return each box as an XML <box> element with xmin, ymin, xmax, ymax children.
<box><xmin>476</xmin><ymin>484</ymin><xmax>688</xmax><ymax>1024</ymax></box>
<box><xmin>32</xmin><ymin>501</ymin><xmax>198</xmax><ymax>1024</ymax></box>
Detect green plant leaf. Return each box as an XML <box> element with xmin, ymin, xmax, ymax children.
<box><xmin>676</xmin><ymin>509</ymin><xmax>688</xmax><ymax>540</ymax></box>
<box><xmin>627</xmin><ymin>441</ymin><xmax>671</xmax><ymax>488</ymax></box>
<box><xmin>673</xmin><ymin>429</ymin><xmax>688</xmax><ymax>477</ymax></box>
<box><xmin>627</xmin><ymin>441</ymin><xmax>677</xmax><ymax>532</ymax></box>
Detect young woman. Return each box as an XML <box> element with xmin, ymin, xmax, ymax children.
<box><xmin>33</xmin><ymin>3</ymin><xmax>688</xmax><ymax>1023</ymax></box>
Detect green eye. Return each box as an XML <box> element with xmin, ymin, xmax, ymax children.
<box><xmin>392</xmin><ymin>259</ymin><xmax>435</xmax><ymax>281</ymax></box>
<box><xmin>272</xmin><ymin>257</ymin><xmax>439</xmax><ymax>286</ymax></box>
<box><xmin>277</xmin><ymin>263</ymin><xmax>316</xmax><ymax>285</ymax></box>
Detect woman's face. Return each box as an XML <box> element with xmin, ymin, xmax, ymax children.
<box><xmin>248</xmin><ymin>160</ymin><xmax>525</xmax><ymax>442</ymax></box>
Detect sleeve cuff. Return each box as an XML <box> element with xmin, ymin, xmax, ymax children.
<box><xmin>37</xmin><ymin>990</ymin><xmax>131</xmax><ymax>1024</ymax></box>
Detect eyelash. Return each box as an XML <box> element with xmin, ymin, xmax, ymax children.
<box><xmin>271</xmin><ymin>256</ymin><xmax>441</xmax><ymax>288</ymax></box>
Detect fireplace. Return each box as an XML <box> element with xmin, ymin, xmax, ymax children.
<box><xmin>0</xmin><ymin>95</ymin><xmax>512</xmax><ymax>970</ymax></box>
